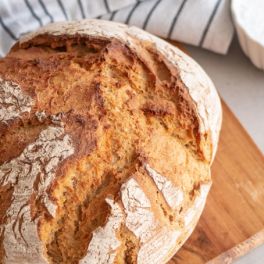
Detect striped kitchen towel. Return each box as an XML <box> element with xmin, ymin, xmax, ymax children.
<box><xmin>0</xmin><ymin>0</ymin><xmax>234</xmax><ymax>56</ymax></box>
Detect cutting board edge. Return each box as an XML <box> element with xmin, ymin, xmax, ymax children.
<box><xmin>206</xmin><ymin>229</ymin><xmax>264</xmax><ymax>264</ymax></box>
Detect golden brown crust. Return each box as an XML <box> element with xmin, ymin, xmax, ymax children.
<box><xmin>0</xmin><ymin>20</ymin><xmax>221</xmax><ymax>264</ymax></box>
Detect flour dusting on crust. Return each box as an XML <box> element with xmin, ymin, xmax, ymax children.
<box><xmin>184</xmin><ymin>183</ymin><xmax>211</xmax><ymax>227</ymax></box>
<box><xmin>145</xmin><ymin>163</ymin><xmax>184</xmax><ymax>209</ymax></box>
<box><xmin>0</xmin><ymin>126</ymin><xmax>74</xmax><ymax>263</ymax></box>
<box><xmin>121</xmin><ymin>178</ymin><xmax>155</xmax><ymax>243</ymax></box>
<box><xmin>0</xmin><ymin>78</ymin><xmax>33</xmax><ymax>123</ymax></box>
<box><xmin>121</xmin><ymin>178</ymin><xmax>181</xmax><ymax>264</ymax></box>
<box><xmin>137</xmin><ymin>228</ymin><xmax>181</xmax><ymax>264</ymax></box>
<box><xmin>80</xmin><ymin>198</ymin><xmax>123</xmax><ymax>264</ymax></box>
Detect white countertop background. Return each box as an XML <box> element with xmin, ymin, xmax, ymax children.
<box><xmin>186</xmin><ymin>36</ymin><xmax>264</xmax><ymax>264</ymax></box>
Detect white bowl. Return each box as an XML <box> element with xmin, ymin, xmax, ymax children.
<box><xmin>231</xmin><ymin>0</ymin><xmax>264</xmax><ymax>70</ymax></box>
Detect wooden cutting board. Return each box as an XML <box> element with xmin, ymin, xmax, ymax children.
<box><xmin>168</xmin><ymin>101</ymin><xmax>264</xmax><ymax>263</ymax></box>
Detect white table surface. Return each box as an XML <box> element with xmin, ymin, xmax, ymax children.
<box><xmin>185</xmin><ymin>37</ymin><xmax>264</xmax><ymax>264</ymax></box>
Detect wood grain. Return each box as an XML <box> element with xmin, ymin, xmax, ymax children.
<box><xmin>169</xmin><ymin>101</ymin><xmax>264</xmax><ymax>263</ymax></box>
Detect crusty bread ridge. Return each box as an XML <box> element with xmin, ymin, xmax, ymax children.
<box><xmin>18</xmin><ymin>19</ymin><xmax>222</xmax><ymax>158</ymax></box>
<box><xmin>0</xmin><ymin>19</ymin><xmax>222</xmax><ymax>264</ymax></box>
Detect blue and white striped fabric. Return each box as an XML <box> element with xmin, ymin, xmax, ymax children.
<box><xmin>0</xmin><ymin>0</ymin><xmax>234</xmax><ymax>56</ymax></box>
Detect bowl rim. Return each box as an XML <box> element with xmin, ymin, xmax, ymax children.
<box><xmin>231</xmin><ymin>0</ymin><xmax>264</xmax><ymax>47</ymax></box>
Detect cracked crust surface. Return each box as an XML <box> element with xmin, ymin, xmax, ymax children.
<box><xmin>0</xmin><ymin>19</ymin><xmax>221</xmax><ymax>264</ymax></box>
<box><xmin>0</xmin><ymin>78</ymin><xmax>33</xmax><ymax>123</ymax></box>
<box><xmin>18</xmin><ymin>19</ymin><xmax>222</xmax><ymax>159</ymax></box>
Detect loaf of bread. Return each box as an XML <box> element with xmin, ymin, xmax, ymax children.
<box><xmin>0</xmin><ymin>20</ymin><xmax>222</xmax><ymax>264</ymax></box>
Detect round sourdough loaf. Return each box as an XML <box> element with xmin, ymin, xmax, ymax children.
<box><xmin>0</xmin><ymin>20</ymin><xmax>222</xmax><ymax>264</ymax></box>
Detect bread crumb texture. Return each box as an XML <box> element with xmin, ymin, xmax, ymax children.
<box><xmin>0</xmin><ymin>20</ymin><xmax>220</xmax><ymax>264</ymax></box>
